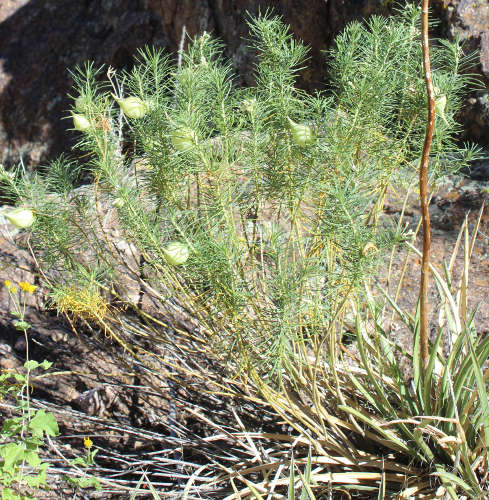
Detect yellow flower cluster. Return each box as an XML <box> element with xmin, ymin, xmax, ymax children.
<box><xmin>19</xmin><ymin>281</ymin><xmax>37</xmax><ymax>294</ymax></box>
<box><xmin>4</xmin><ymin>279</ymin><xmax>37</xmax><ymax>294</ymax></box>
<box><xmin>56</xmin><ymin>286</ymin><xmax>108</xmax><ymax>321</ymax></box>
<box><xmin>4</xmin><ymin>280</ymin><xmax>17</xmax><ymax>294</ymax></box>
<box><xmin>83</xmin><ymin>437</ymin><xmax>93</xmax><ymax>449</ymax></box>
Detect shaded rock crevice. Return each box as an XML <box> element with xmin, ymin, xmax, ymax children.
<box><xmin>0</xmin><ymin>0</ymin><xmax>167</xmax><ymax>165</ymax></box>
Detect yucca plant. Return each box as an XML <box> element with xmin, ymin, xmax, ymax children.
<box><xmin>227</xmin><ymin>212</ymin><xmax>488</xmax><ymax>499</ymax></box>
<box><xmin>0</xmin><ymin>4</ymin><xmax>485</xmax><ymax>498</ymax></box>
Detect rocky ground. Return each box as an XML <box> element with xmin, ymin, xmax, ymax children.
<box><xmin>0</xmin><ymin>173</ymin><xmax>488</xmax><ymax>497</ymax></box>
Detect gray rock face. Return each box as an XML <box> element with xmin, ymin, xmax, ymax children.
<box><xmin>0</xmin><ymin>0</ymin><xmax>168</xmax><ymax>166</ymax></box>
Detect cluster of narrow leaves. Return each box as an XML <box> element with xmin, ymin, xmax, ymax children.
<box><xmin>0</xmin><ymin>4</ymin><xmax>486</xmax><ymax>498</ymax></box>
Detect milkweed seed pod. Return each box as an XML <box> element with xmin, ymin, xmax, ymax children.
<box><xmin>112</xmin><ymin>94</ymin><xmax>148</xmax><ymax>119</ymax></box>
<box><xmin>4</xmin><ymin>208</ymin><xmax>35</xmax><ymax>229</ymax></box>
<box><xmin>287</xmin><ymin>117</ymin><xmax>315</xmax><ymax>147</ymax></box>
<box><xmin>113</xmin><ymin>197</ymin><xmax>124</xmax><ymax>209</ymax></box>
<box><xmin>435</xmin><ymin>94</ymin><xmax>449</xmax><ymax>126</ymax></box>
<box><xmin>71</xmin><ymin>112</ymin><xmax>91</xmax><ymax>132</ymax></box>
<box><xmin>163</xmin><ymin>242</ymin><xmax>189</xmax><ymax>266</ymax></box>
<box><xmin>171</xmin><ymin>127</ymin><xmax>198</xmax><ymax>152</ymax></box>
<box><xmin>75</xmin><ymin>95</ymin><xmax>90</xmax><ymax>113</ymax></box>
<box><xmin>240</xmin><ymin>98</ymin><xmax>256</xmax><ymax>116</ymax></box>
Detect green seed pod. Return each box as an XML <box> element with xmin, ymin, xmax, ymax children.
<box><xmin>71</xmin><ymin>112</ymin><xmax>91</xmax><ymax>132</ymax></box>
<box><xmin>240</xmin><ymin>98</ymin><xmax>256</xmax><ymax>115</ymax></box>
<box><xmin>287</xmin><ymin>117</ymin><xmax>314</xmax><ymax>147</ymax></box>
<box><xmin>113</xmin><ymin>197</ymin><xmax>124</xmax><ymax>209</ymax></box>
<box><xmin>171</xmin><ymin>127</ymin><xmax>198</xmax><ymax>152</ymax></box>
<box><xmin>75</xmin><ymin>95</ymin><xmax>90</xmax><ymax>113</ymax></box>
<box><xmin>435</xmin><ymin>94</ymin><xmax>449</xmax><ymax>126</ymax></box>
<box><xmin>112</xmin><ymin>94</ymin><xmax>148</xmax><ymax>119</ymax></box>
<box><xmin>163</xmin><ymin>242</ymin><xmax>189</xmax><ymax>266</ymax></box>
<box><xmin>4</xmin><ymin>208</ymin><xmax>35</xmax><ymax>229</ymax></box>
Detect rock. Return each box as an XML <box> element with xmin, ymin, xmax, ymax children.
<box><xmin>1</xmin><ymin>0</ymin><xmax>488</xmax><ymax>171</ymax></box>
<box><xmin>0</xmin><ymin>0</ymin><xmax>168</xmax><ymax>166</ymax></box>
<box><xmin>482</xmin><ymin>31</ymin><xmax>489</xmax><ymax>75</ymax></box>
<box><xmin>72</xmin><ymin>386</ymin><xmax>118</xmax><ymax>416</ymax></box>
<box><xmin>433</xmin><ymin>0</ymin><xmax>489</xmax><ymax>150</ymax></box>
<box><xmin>435</xmin><ymin>0</ymin><xmax>489</xmax><ymax>72</ymax></box>
<box><xmin>431</xmin><ymin>176</ymin><xmax>489</xmax><ymax>230</ymax></box>
<box><xmin>0</xmin><ymin>342</ymin><xmax>22</xmax><ymax>370</ymax></box>
<box><xmin>468</xmin><ymin>159</ymin><xmax>489</xmax><ymax>180</ymax></box>
<box><xmin>13</xmin><ymin>335</ymin><xmax>26</xmax><ymax>352</ymax></box>
<box><xmin>0</xmin><ymin>0</ymin><xmax>393</xmax><ymax>168</ymax></box>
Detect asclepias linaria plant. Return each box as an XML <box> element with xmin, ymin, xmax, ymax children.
<box><xmin>0</xmin><ymin>4</ymin><xmax>486</xmax><ymax>497</ymax></box>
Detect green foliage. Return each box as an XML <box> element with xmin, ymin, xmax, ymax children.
<box><xmin>0</xmin><ymin>5</ymin><xmax>486</xmax><ymax>497</ymax></box>
<box><xmin>344</xmin><ymin>216</ymin><xmax>489</xmax><ymax>498</ymax></box>
<box><xmin>0</xmin><ymin>284</ymin><xmax>100</xmax><ymax>497</ymax></box>
<box><xmin>0</xmin><ymin>363</ymin><xmax>57</xmax><ymax>500</ymax></box>
<box><xmin>0</xmin><ymin>284</ymin><xmax>57</xmax><ymax>499</ymax></box>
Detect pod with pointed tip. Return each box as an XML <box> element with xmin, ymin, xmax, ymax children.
<box><xmin>171</xmin><ymin>127</ymin><xmax>198</xmax><ymax>152</ymax></box>
<box><xmin>75</xmin><ymin>95</ymin><xmax>90</xmax><ymax>113</ymax></box>
<box><xmin>435</xmin><ymin>94</ymin><xmax>449</xmax><ymax>126</ymax></box>
<box><xmin>71</xmin><ymin>112</ymin><xmax>91</xmax><ymax>132</ymax></box>
<box><xmin>4</xmin><ymin>208</ymin><xmax>35</xmax><ymax>229</ymax></box>
<box><xmin>113</xmin><ymin>197</ymin><xmax>124</xmax><ymax>209</ymax></box>
<box><xmin>112</xmin><ymin>94</ymin><xmax>148</xmax><ymax>119</ymax></box>
<box><xmin>241</xmin><ymin>98</ymin><xmax>256</xmax><ymax>115</ymax></box>
<box><xmin>287</xmin><ymin>117</ymin><xmax>315</xmax><ymax>147</ymax></box>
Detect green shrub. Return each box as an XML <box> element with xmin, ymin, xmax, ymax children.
<box><xmin>0</xmin><ymin>4</ymin><xmax>485</xmax><ymax>497</ymax></box>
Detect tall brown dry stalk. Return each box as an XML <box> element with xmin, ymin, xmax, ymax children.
<box><xmin>419</xmin><ymin>0</ymin><xmax>435</xmax><ymax>371</ymax></box>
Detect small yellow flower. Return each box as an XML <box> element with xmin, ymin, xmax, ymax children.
<box><xmin>9</xmin><ymin>287</ymin><xmax>17</xmax><ymax>294</ymax></box>
<box><xmin>83</xmin><ymin>437</ymin><xmax>93</xmax><ymax>449</ymax></box>
<box><xmin>19</xmin><ymin>281</ymin><xmax>37</xmax><ymax>294</ymax></box>
<box><xmin>4</xmin><ymin>280</ymin><xmax>12</xmax><ymax>289</ymax></box>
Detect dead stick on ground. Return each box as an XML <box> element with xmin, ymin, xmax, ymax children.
<box><xmin>419</xmin><ymin>0</ymin><xmax>435</xmax><ymax>372</ymax></box>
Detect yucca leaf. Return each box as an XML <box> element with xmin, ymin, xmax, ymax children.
<box><xmin>129</xmin><ymin>474</ymin><xmax>146</xmax><ymax>500</ymax></box>
<box><xmin>299</xmin><ymin>450</ymin><xmax>315</xmax><ymax>500</ymax></box>
<box><xmin>434</xmin><ymin>470</ymin><xmax>473</xmax><ymax>496</ymax></box>
<box><xmin>376</xmin><ymin>284</ymin><xmax>414</xmax><ymax>326</ymax></box>
<box><xmin>422</xmin><ymin>325</ymin><xmax>444</xmax><ymax>414</ymax></box>
<box><xmin>454</xmin><ymin>333</ymin><xmax>489</xmax><ymax>415</ymax></box>
<box><xmin>338</xmin><ymin>405</ymin><xmax>414</xmax><ymax>456</ymax></box>
<box><xmin>247</xmin><ymin>481</ymin><xmax>266</xmax><ymax>500</ymax></box>
<box><xmin>298</xmin><ymin>470</ymin><xmax>316</xmax><ymax>500</ymax></box>
<box><xmin>467</xmin><ymin>335</ymin><xmax>489</xmax><ymax>456</ymax></box>
<box><xmin>353</xmin><ymin>313</ymin><xmax>420</xmax><ymax>446</ymax></box>
<box><xmin>412</xmin><ymin>301</ymin><xmax>423</xmax><ymax>410</ymax></box>
<box><xmin>288</xmin><ymin>455</ymin><xmax>296</xmax><ymax>500</ymax></box>
<box><xmin>377</xmin><ymin>469</ymin><xmax>385</xmax><ymax>500</ymax></box>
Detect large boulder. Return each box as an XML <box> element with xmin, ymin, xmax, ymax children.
<box><xmin>433</xmin><ymin>0</ymin><xmax>489</xmax><ymax>152</ymax></box>
<box><xmin>0</xmin><ymin>0</ymin><xmax>486</xmax><ymax>170</ymax></box>
<box><xmin>0</xmin><ymin>0</ymin><xmax>167</xmax><ymax>166</ymax></box>
<box><xmin>0</xmin><ymin>0</ymin><xmax>391</xmax><ymax>167</ymax></box>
